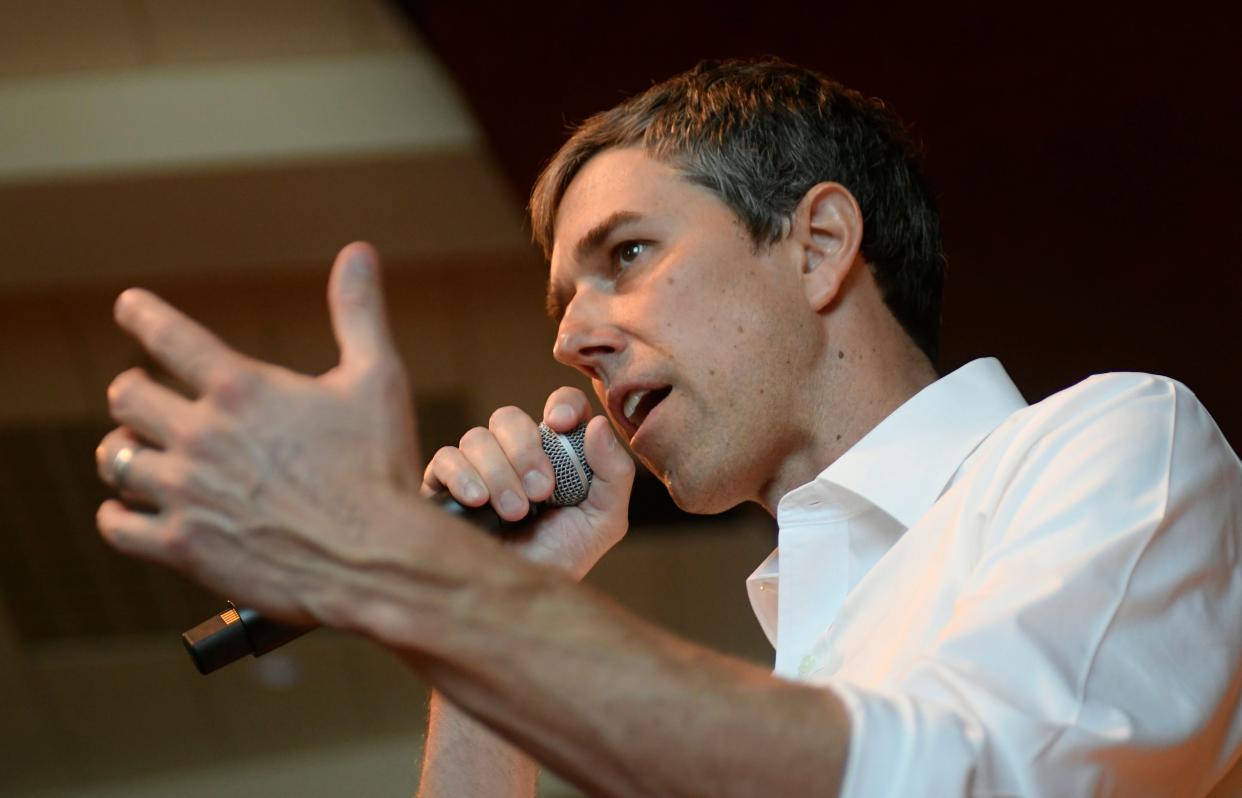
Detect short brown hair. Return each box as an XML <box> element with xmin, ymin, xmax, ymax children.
<box><xmin>529</xmin><ymin>58</ymin><xmax>945</xmax><ymax>362</ymax></box>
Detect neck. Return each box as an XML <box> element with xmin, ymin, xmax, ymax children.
<box><xmin>756</xmin><ymin>303</ymin><xmax>939</xmax><ymax>516</ymax></box>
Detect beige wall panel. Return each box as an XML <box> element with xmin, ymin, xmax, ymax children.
<box><xmin>0</xmin><ymin>152</ymin><xmax>527</xmax><ymax>291</ymax></box>
<box><xmin>0</xmin><ymin>53</ymin><xmax>476</xmax><ymax>183</ymax></box>
<box><xmin>141</xmin><ymin>0</ymin><xmax>380</xmax><ymax>63</ymax></box>
<box><xmin>0</xmin><ymin>0</ymin><xmax>140</xmax><ymax>79</ymax></box>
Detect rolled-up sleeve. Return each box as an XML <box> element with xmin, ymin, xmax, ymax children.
<box><xmin>827</xmin><ymin>377</ymin><xmax>1242</xmax><ymax>797</ymax></box>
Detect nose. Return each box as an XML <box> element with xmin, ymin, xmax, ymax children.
<box><xmin>552</xmin><ymin>291</ymin><xmax>626</xmax><ymax>381</ymax></box>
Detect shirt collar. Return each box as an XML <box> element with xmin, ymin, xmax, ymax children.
<box><xmin>778</xmin><ymin>358</ymin><xmax>1027</xmax><ymax>529</ymax></box>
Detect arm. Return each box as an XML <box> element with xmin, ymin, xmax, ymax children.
<box><xmin>417</xmin><ymin>693</ymin><xmax>538</xmax><ymax>798</ymax></box>
<box><xmin>93</xmin><ymin>243</ymin><xmax>850</xmax><ymax>797</ymax></box>
<box><xmin>393</xmin><ymin>531</ymin><xmax>851</xmax><ymax>798</ymax></box>
<box><xmin>812</xmin><ymin>376</ymin><xmax>1242</xmax><ymax>796</ymax></box>
<box><xmin>418</xmin><ymin>389</ymin><xmax>635</xmax><ymax>797</ymax></box>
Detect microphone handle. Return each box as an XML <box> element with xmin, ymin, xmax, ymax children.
<box><xmin>181</xmin><ymin>491</ymin><xmax>545</xmax><ymax>675</ymax></box>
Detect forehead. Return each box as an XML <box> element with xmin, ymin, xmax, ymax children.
<box><xmin>550</xmin><ymin>148</ymin><xmax>689</xmax><ymax>262</ymax></box>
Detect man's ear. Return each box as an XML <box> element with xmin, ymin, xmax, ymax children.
<box><xmin>792</xmin><ymin>183</ymin><xmax>864</xmax><ymax>312</ymax></box>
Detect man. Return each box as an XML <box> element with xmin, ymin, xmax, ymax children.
<box><xmin>96</xmin><ymin>60</ymin><xmax>1242</xmax><ymax>796</ymax></box>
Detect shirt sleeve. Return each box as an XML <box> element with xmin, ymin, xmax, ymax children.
<box><xmin>832</xmin><ymin>375</ymin><xmax>1242</xmax><ymax>797</ymax></box>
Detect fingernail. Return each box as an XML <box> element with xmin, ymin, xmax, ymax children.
<box><xmin>604</xmin><ymin>428</ymin><xmax>616</xmax><ymax>450</ymax></box>
<box><xmin>499</xmin><ymin>490</ymin><xmax>525</xmax><ymax>517</ymax></box>
<box><xmin>551</xmin><ymin>404</ymin><xmax>574</xmax><ymax>427</ymax></box>
<box><xmin>523</xmin><ymin>470</ymin><xmax>549</xmax><ymax>496</ymax></box>
<box><xmin>462</xmin><ymin>480</ymin><xmax>486</xmax><ymax>504</ymax></box>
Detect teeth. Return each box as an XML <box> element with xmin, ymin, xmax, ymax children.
<box><xmin>623</xmin><ymin>389</ymin><xmax>649</xmax><ymax>423</ymax></box>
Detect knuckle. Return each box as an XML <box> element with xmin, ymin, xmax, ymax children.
<box><xmin>106</xmin><ymin>369</ymin><xmax>139</xmax><ymax>410</ymax></box>
<box><xmin>425</xmin><ymin>446</ymin><xmax>458</xmax><ymax>477</ymax></box>
<box><xmin>482</xmin><ymin>461</ymin><xmax>519</xmax><ymax>490</ymax></box>
<box><xmin>545</xmin><ymin>387</ymin><xmax>589</xmax><ymax>424</ymax></box>
<box><xmin>161</xmin><ymin>463</ymin><xmax>196</xmax><ymax>501</ymax></box>
<box><xmin>207</xmin><ymin>368</ymin><xmax>260</xmax><ymax>410</ymax></box>
<box><xmin>459</xmin><ymin>426</ymin><xmax>492</xmax><ymax>450</ymax></box>
<box><xmin>146</xmin><ymin>319</ymin><xmax>181</xmax><ymax>360</ymax></box>
<box><xmin>175</xmin><ymin>423</ymin><xmax>205</xmax><ymax>454</ymax></box>
<box><xmin>174</xmin><ymin>419</ymin><xmax>218</xmax><ymax>457</ymax></box>
<box><xmin>162</xmin><ymin>521</ymin><xmax>193</xmax><ymax>564</ymax></box>
<box><xmin>552</xmin><ymin>386</ymin><xmax>586</xmax><ymax>404</ymax></box>
<box><xmin>488</xmin><ymin>405</ymin><xmax>528</xmax><ymax>430</ymax></box>
<box><xmin>428</xmin><ymin>445</ymin><xmax>454</xmax><ymax>465</ymax></box>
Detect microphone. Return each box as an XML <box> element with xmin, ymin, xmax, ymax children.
<box><xmin>181</xmin><ymin>422</ymin><xmax>592</xmax><ymax>675</ymax></box>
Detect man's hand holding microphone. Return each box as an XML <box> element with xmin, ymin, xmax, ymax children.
<box><xmin>95</xmin><ymin>242</ymin><xmax>635</xmax><ymax>666</ymax></box>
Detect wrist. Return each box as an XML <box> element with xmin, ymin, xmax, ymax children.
<box><xmin>334</xmin><ymin>484</ymin><xmax>564</xmax><ymax>660</ymax></box>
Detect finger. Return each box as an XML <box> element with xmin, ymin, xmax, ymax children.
<box><xmin>327</xmin><ymin>242</ymin><xmax>399</xmax><ymax>373</ymax></box>
<box><xmin>96</xmin><ymin>499</ymin><xmax>176</xmax><ymax>566</ymax></box>
<box><xmin>114</xmin><ymin>288</ymin><xmax>242</xmax><ymax>394</ymax></box>
<box><xmin>95</xmin><ymin>427</ymin><xmax>173</xmax><ymax>504</ymax></box>
<box><xmin>542</xmin><ymin>386</ymin><xmax>594</xmax><ymax>433</ymax></box>
<box><xmin>422</xmin><ymin>446</ymin><xmax>488</xmax><ymax>507</ymax></box>
<box><xmin>96</xmin><ymin>426</ymin><xmax>144</xmax><ymax>487</ymax></box>
<box><xmin>458</xmin><ymin>426</ymin><xmax>530</xmax><ymax>522</ymax></box>
<box><xmin>107</xmin><ymin>367</ymin><xmax>194</xmax><ymax>447</ymax></box>
<box><xmin>580</xmin><ymin>415</ymin><xmax>635</xmax><ymax>517</ymax></box>
<box><xmin>489</xmin><ymin>406</ymin><xmax>555</xmax><ymax>502</ymax></box>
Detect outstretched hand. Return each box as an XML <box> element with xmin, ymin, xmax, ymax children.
<box><xmin>95</xmin><ymin>242</ymin><xmax>422</xmax><ymax>626</ymax></box>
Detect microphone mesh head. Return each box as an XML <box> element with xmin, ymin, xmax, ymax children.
<box><xmin>539</xmin><ymin>423</ymin><xmax>593</xmax><ymax>506</ymax></box>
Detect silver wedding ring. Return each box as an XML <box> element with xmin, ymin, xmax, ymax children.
<box><xmin>111</xmin><ymin>446</ymin><xmax>137</xmax><ymax>490</ymax></box>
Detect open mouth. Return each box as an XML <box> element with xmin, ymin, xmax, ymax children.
<box><xmin>620</xmin><ymin>385</ymin><xmax>671</xmax><ymax>435</ymax></box>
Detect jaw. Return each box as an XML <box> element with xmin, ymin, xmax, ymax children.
<box><xmin>659</xmin><ymin>462</ymin><xmax>754</xmax><ymax>516</ymax></box>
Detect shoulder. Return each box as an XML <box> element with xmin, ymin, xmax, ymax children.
<box><xmin>1008</xmin><ymin>371</ymin><xmax>1233</xmax><ymax>462</ymax></box>
<box><xmin>976</xmin><ymin>371</ymin><xmax>1240</xmax><ymax>539</ymax></box>
<box><xmin>1023</xmin><ymin>371</ymin><xmax>1181</xmax><ymax>428</ymax></box>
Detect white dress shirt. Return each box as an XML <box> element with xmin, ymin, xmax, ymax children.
<box><xmin>747</xmin><ymin>358</ymin><xmax>1242</xmax><ymax>797</ymax></box>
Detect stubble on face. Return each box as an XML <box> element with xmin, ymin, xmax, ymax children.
<box><xmin>550</xmin><ymin>148</ymin><xmax>827</xmax><ymax>515</ymax></box>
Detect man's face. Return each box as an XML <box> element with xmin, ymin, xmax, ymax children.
<box><xmin>548</xmin><ymin>147</ymin><xmax>823</xmax><ymax>513</ymax></box>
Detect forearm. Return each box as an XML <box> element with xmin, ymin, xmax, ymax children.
<box><xmin>418</xmin><ymin>690</ymin><xmax>538</xmax><ymax>798</ymax></box>
<box><xmin>358</xmin><ymin>494</ymin><xmax>850</xmax><ymax>797</ymax></box>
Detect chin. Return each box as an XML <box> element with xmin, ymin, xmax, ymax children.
<box><xmin>662</xmin><ymin>471</ymin><xmax>745</xmax><ymax>516</ymax></box>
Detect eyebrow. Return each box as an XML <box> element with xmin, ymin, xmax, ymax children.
<box><xmin>545</xmin><ymin>210</ymin><xmax>644</xmax><ymax>322</ymax></box>
<box><xmin>574</xmin><ymin>210</ymin><xmax>643</xmax><ymax>263</ymax></box>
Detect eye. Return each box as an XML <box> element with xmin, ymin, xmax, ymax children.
<box><xmin>612</xmin><ymin>240</ymin><xmax>647</xmax><ymax>270</ymax></box>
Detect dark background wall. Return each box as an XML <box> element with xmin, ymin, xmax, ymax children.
<box><xmin>401</xmin><ymin>2</ymin><xmax>1241</xmax><ymax>446</ymax></box>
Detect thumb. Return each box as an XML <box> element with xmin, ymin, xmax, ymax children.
<box><xmin>581</xmin><ymin>415</ymin><xmax>636</xmax><ymax>517</ymax></box>
<box><xmin>328</xmin><ymin>242</ymin><xmax>397</xmax><ymax>372</ymax></box>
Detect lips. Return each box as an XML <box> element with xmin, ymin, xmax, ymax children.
<box><xmin>609</xmin><ymin>383</ymin><xmax>672</xmax><ymax>438</ymax></box>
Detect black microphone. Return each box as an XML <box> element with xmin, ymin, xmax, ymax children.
<box><xmin>181</xmin><ymin>422</ymin><xmax>592</xmax><ymax>675</ymax></box>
